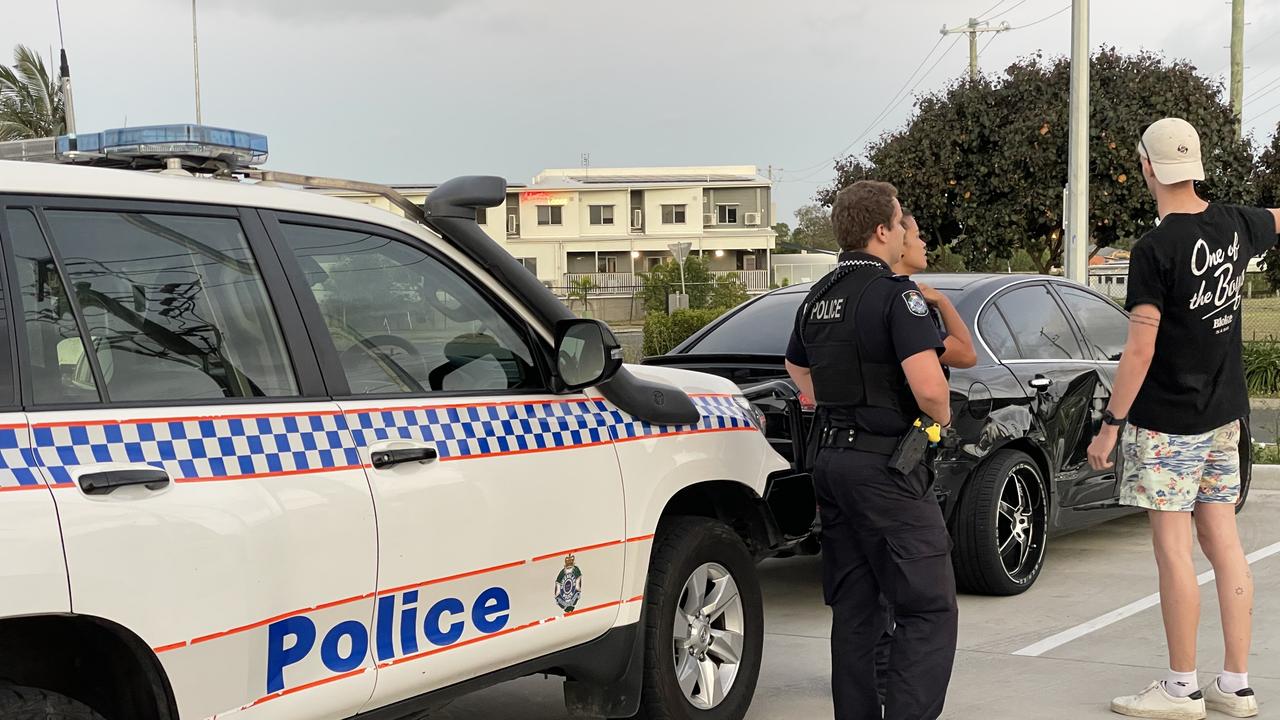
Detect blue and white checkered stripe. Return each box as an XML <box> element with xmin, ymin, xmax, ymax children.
<box><xmin>0</xmin><ymin>425</ymin><xmax>42</xmax><ymax>489</ymax></box>
<box><xmin>348</xmin><ymin>395</ymin><xmax>754</xmax><ymax>459</ymax></box>
<box><xmin>32</xmin><ymin>414</ymin><xmax>361</xmax><ymax>486</ymax></box>
<box><xmin>347</xmin><ymin>400</ymin><xmax>627</xmax><ymax>459</ymax></box>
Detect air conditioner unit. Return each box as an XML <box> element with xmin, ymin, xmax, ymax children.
<box><xmin>507</xmin><ymin>215</ymin><xmax>518</xmax><ymax>234</ymax></box>
<box><xmin>703</xmin><ymin>213</ymin><xmax>717</xmax><ymax>226</ymax></box>
<box><xmin>744</xmin><ymin>212</ymin><xmax>761</xmax><ymax>226</ymax></box>
<box><xmin>631</xmin><ymin>209</ymin><xmax>643</xmax><ymax>229</ymax></box>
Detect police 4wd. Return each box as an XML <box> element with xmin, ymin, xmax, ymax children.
<box><xmin>0</xmin><ymin>125</ymin><xmax>801</xmax><ymax>720</ymax></box>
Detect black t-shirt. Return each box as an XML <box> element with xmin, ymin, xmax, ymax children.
<box><xmin>1126</xmin><ymin>203</ymin><xmax>1277</xmax><ymax>435</ymax></box>
<box><xmin>786</xmin><ymin>252</ymin><xmax>945</xmax><ymax>434</ymax></box>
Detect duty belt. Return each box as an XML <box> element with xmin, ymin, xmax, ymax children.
<box><xmin>817</xmin><ymin>426</ymin><xmax>900</xmax><ymax>455</ymax></box>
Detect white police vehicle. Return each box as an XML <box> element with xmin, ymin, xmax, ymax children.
<box><xmin>0</xmin><ymin>126</ymin><xmax>811</xmax><ymax>720</ymax></box>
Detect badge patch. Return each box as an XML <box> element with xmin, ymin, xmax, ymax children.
<box><xmin>554</xmin><ymin>555</ymin><xmax>583</xmax><ymax>612</ymax></box>
<box><xmin>902</xmin><ymin>290</ymin><xmax>929</xmax><ymax>317</ymax></box>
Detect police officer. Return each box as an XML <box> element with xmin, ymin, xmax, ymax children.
<box><xmin>785</xmin><ymin>181</ymin><xmax>957</xmax><ymax>720</ymax></box>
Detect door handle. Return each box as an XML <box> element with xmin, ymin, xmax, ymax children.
<box><xmin>1028</xmin><ymin>375</ymin><xmax>1053</xmax><ymax>393</ymax></box>
<box><xmin>370</xmin><ymin>446</ymin><xmax>438</xmax><ymax>469</ymax></box>
<box><xmin>79</xmin><ymin>468</ymin><xmax>170</xmax><ymax>495</ymax></box>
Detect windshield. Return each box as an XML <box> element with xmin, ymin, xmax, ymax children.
<box><xmin>683</xmin><ymin>292</ymin><xmax>806</xmax><ymax>356</ymax></box>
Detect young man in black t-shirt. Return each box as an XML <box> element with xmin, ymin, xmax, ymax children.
<box><xmin>1088</xmin><ymin>118</ymin><xmax>1278</xmax><ymax>719</ymax></box>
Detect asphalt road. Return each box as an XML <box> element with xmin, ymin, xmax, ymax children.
<box><xmin>435</xmin><ymin>469</ymin><xmax>1280</xmax><ymax>719</ymax></box>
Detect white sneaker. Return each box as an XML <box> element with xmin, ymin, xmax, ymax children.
<box><xmin>1202</xmin><ymin>679</ymin><xmax>1258</xmax><ymax>718</ymax></box>
<box><xmin>1111</xmin><ymin>681</ymin><xmax>1207</xmax><ymax>719</ymax></box>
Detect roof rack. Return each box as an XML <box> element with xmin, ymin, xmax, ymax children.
<box><xmin>243</xmin><ymin>169</ymin><xmax>427</xmax><ymax>223</ymax></box>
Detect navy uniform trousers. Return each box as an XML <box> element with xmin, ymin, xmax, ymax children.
<box><xmin>814</xmin><ymin>447</ymin><xmax>958</xmax><ymax>720</ymax></box>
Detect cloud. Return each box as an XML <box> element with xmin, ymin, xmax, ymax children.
<box><xmin>198</xmin><ymin>0</ymin><xmax>476</xmax><ymax>22</ymax></box>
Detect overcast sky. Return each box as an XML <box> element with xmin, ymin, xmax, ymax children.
<box><xmin>4</xmin><ymin>0</ymin><xmax>1280</xmax><ymax>223</ymax></box>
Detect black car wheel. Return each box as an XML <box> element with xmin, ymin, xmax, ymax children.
<box><xmin>0</xmin><ymin>685</ymin><xmax>106</xmax><ymax>720</ymax></box>
<box><xmin>953</xmin><ymin>450</ymin><xmax>1048</xmax><ymax>596</ymax></box>
<box><xmin>632</xmin><ymin>517</ymin><xmax>764</xmax><ymax>720</ymax></box>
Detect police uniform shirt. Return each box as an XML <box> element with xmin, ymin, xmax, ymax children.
<box><xmin>785</xmin><ymin>251</ymin><xmax>944</xmax><ymax>436</ymax></box>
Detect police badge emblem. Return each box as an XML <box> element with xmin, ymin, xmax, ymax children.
<box><xmin>554</xmin><ymin>555</ymin><xmax>583</xmax><ymax>612</ymax></box>
<box><xmin>902</xmin><ymin>290</ymin><xmax>929</xmax><ymax>317</ymax></box>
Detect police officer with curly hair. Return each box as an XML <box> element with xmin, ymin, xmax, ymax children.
<box><xmin>786</xmin><ymin>180</ymin><xmax>957</xmax><ymax>720</ymax></box>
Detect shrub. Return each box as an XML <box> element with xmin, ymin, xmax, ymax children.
<box><xmin>642</xmin><ymin>308</ymin><xmax>728</xmax><ymax>356</ymax></box>
<box><xmin>1243</xmin><ymin>342</ymin><xmax>1280</xmax><ymax>397</ymax></box>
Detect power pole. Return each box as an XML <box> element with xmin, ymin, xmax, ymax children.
<box><xmin>1231</xmin><ymin>0</ymin><xmax>1245</xmax><ymax>140</ymax></box>
<box><xmin>940</xmin><ymin>17</ymin><xmax>1010</xmax><ymax>81</ymax></box>
<box><xmin>1064</xmin><ymin>0</ymin><xmax>1090</xmax><ymax>284</ymax></box>
<box><xmin>192</xmin><ymin>0</ymin><xmax>203</xmax><ymax>124</ymax></box>
<box><xmin>54</xmin><ymin>0</ymin><xmax>75</xmax><ymax>134</ymax></box>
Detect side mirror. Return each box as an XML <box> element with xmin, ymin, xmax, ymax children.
<box><xmin>554</xmin><ymin>319</ymin><xmax>623</xmax><ymax>391</ymax></box>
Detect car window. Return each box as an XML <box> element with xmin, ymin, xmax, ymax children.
<box><xmin>1057</xmin><ymin>286</ymin><xmax>1127</xmax><ymax>361</ymax></box>
<box><xmin>993</xmin><ymin>285</ymin><xmax>1084</xmax><ymax>360</ymax></box>
<box><xmin>37</xmin><ymin>210</ymin><xmax>299</xmax><ymax>403</ymax></box>
<box><xmin>9</xmin><ymin>210</ymin><xmax>100</xmax><ymax>404</ymax></box>
<box><xmin>977</xmin><ymin>307</ymin><xmax>1019</xmax><ymax>360</ymax></box>
<box><xmin>684</xmin><ymin>292</ymin><xmax>803</xmax><ymax>355</ymax></box>
<box><xmin>278</xmin><ymin>223</ymin><xmax>543</xmax><ymax>395</ymax></box>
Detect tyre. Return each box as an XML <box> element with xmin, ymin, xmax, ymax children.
<box><xmin>633</xmin><ymin>517</ymin><xmax>764</xmax><ymax>720</ymax></box>
<box><xmin>0</xmin><ymin>685</ymin><xmax>106</xmax><ymax>720</ymax></box>
<box><xmin>952</xmin><ymin>450</ymin><xmax>1049</xmax><ymax>596</ymax></box>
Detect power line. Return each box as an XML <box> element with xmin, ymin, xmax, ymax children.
<box><xmin>1246</xmin><ymin>79</ymin><xmax>1280</xmax><ymax>107</ymax></box>
<box><xmin>976</xmin><ymin>0</ymin><xmax>1011</xmax><ymax>20</ymax></box>
<box><xmin>984</xmin><ymin>0</ymin><xmax>1030</xmax><ymax>21</ymax></box>
<box><xmin>1008</xmin><ymin>4</ymin><xmax>1071</xmax><ymax>30</ymax></box>
<box><xmin>785</xmin><ymin>33</ymin><xmax>951</xmax><ymax>176</ymax></box>
<box><xmin>1245</xmin><ymin>97</ymin><xmax>1280</xmax><ymax>124</ymax></box>
<box><xmin>978</xmin><ymin>32</ymin><xmax>1000</xmax><ymax>58</ymax></box>
<box><xmin>1245</xmin><ymin>72</ymin><xmax>1280</xmax><ymax>101</ymax></box>
<box><xmin>785</xmin><ymin>34</ymin><xmax>965</xmax><ymax>183</ymax></box>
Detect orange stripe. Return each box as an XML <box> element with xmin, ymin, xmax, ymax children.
<box><xmin>688</xmin><ymin>392</ymin><xmax>736</xmax><ymax>399</ymax></box>
<box><xmin>189</xmin><ymin>591</ymin><xmax>374</xmax><ymax>647</ymax></box>
<box><xmin>615</xmin><ymin>426</ymin><xmax>756</xmax><ymax>444</ymax></box>
<box><xmin>378</xmin><ymin>620</ymin><xmax>541</xmax><ymax>668</ymax></box>
<box><xmin>0</xmin><ymin>423</ymin><xmax>27</xmax><ymax>430</ymax></box>
<box><xmin>566</xmin><ymin>600</ymin><xmax>622</xmax><ymax>616</ymax></box>
<box><xmin>0</xmin><ymin>484</ymin><xmax>49</xmax><ymax>493</ymax></box>
<box><xmin>532</xmin><ymin>540</ymin><xmax>623</xmax><ymax>563</ymax></box>
<box><xmin>153</xmin><ymin>641</ymin><xmax>186</xmax><ymax>653</ymax></box>
<box><xmin>438</xmin><ymin>438</ymin><xmax>615</xmax><ymax>462</ymax></box>
<box><xmin>32</xmin><ymin>409</ymin><xmax>345</xmax><ymax>429</ymax></box>
<box><xmin>378</xmin><ymin>560</ymin><xmax>526</xmax><ymax>597</ymax></box>
<box><xmin>627</xmin><ymin>534</ymin><xmax>655</xmax><ymax>543</ymax></box>
<box><xmin>250</xmin><ymin>667</ymin><xmax>368</xmax><ymax>707</ymax></box>
<box><xmin>353</xmin><ymin>397</ymin><xmax>597</xmax><ymax>415</ymax></box>
<box><xmin>626</xmin><ymin>595</ymin><xmax>645</xmax><ymax>604</ymax></box>
<box><xmin>174</xmin><ymin>465</ymin><xmax>366</xmax><ymax>484</ymax></box>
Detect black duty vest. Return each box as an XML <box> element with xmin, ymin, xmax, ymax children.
<box><xmin>799</xmin><ymin>260</ymin><xmax>916</xmax><ymax>424</ymax></box>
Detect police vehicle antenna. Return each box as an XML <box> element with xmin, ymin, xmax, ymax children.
<box><xmin>54</xmin><ymin>0</ymin><xmax>76</xmax><ymax>134</ymax></box>
<box><xmin>192</xmin><ymin>0</ymin><xmax>203</xmax><ymax>124</ymax></box>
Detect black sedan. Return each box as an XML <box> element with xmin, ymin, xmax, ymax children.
<box><xmin>643</xmin><ymin>273</ymin><xmax>1254</xmax><ymax>595</ymax></box>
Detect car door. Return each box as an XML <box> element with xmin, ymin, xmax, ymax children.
<box><xmin>1</xmin><ymin>200</ymin><xmax>379</xmax><ymax>720</ymax></box>
<box><xmin>1052</xmin><ymin>283</ymin><xmax>1131</xmax><ymax>506</ymax></box>
<box><xmin>263</xmin><ymin>213</ymin><xmax>627</xmax><ymax>709</ymax></box>
<box><xmin>980</xmin><ymin>283</ymin><xmax>1111</xmax><ymax>512</ymax></box>
<box><xmin>0</xmin><ymin>221</ymin><xmax>68</xmax><ymax>618</ymax></box>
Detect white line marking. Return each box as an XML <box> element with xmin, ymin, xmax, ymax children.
<box><xmin>1012</xmin><ymin>540</ymin><xmax>1280</xmax><ymax>657</ymax></box>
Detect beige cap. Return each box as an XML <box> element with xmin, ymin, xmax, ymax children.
<box><xmin>1138</xmin><ymin>118</ymin><xmax>1205</xmax><ymax>185</ymax></box>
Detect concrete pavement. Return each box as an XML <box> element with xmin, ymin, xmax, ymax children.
<box><xmin>436</xmin><ymin>472</ymin><xmax>1280</xmax><ymax>719</ymax></box>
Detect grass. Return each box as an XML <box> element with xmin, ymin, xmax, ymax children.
<box><xmin>1255</xmin><ymin>443</ymin><xmax>1280</xmax><ymax>465</ymax></box>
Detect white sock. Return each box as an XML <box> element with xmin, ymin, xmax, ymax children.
<box><xmin>1163</xmin><ymin>669</ymin><xmax>1198</xmax><ymax>698</ymax></box>
<box><xmin>1218</xmin><ymin>671</ymin><xmax>1249</xmax><ymax>694</ymax></box>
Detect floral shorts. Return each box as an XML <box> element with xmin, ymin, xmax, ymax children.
<box><xmin>1118</xmin><ymin>420</ymin><xmax>1242</xmax><ymax>512</ymax></box>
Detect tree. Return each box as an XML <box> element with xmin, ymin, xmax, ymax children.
<box><xmin>772</xmin><ymin>222</ymin><xmax>792</xmax><ymax>247</ymax></box>
<box><xmin>0</xmin><ymin>45</ymin><xmax>65</xmax><ymax>141</ymax></box>
<box><xmin>638</xmin><ymin>256</ymin><xmax>748</xmax><ymax>314</ymax></box>
<box><xmin>791</xmin><ymin>204</ymin><xmax>837</xmax><ymax>251</ymax></box>
<box><xmin>1252</xmin><ymin>122</ymin><xmax>1280</xmax><ymax>290</ymax></box>
<box><xmin>819</xmin><ymin>49</ymin><xmax>1254</xmax><ymax>274</ymax></box>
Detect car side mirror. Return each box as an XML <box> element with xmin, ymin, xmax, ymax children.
<box><xmin>554</xmin><ymin>319</ymin><xmax>623</xmax><ymax>391</ymax></box>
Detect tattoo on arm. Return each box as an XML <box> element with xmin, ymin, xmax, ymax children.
<box><xmin>1130</xmin><ymin>313</ymin><xmax>1161</xmax><ymax>329</ymax></box>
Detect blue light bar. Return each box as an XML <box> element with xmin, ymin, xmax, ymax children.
<box><xmin>54</xmin><ymin>124</ymin><xmax>268</xmax><ymax>166</ymax></box>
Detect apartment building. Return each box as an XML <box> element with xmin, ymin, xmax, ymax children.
<box><xmin>319</xmin><ymin>165</ymin><xmax>778</xmax><ymax>294</ymax></box>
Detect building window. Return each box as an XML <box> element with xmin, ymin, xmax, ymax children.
<box><xmin>517</xmin><ymin>258</ymin><xmax>538</xmax><ymax>276</ymax></box>
<box><xmin>717</xmin><ymin>204</ymin><xmax>738</xmax><ymax>224</ymax></box>
<box><xmin>589</xmin><ymin>205</ymin><xmax>615</xmax><ymax>225</ymax></box>
<box><xmin>598</xmin><ymin>256</ymin><xmax>618</xmax><ymax>273</ymax></box>
<box><xmin>537</xmin><ymin>205</ymin><xmax>563</xmax><ymax>226</ymax></box>
<box><xmin>475</xmin><ymin>207</ymin><xmax>488</xmax><ymax>225</ymax></box>
<box><xmin>661</xmin><ymin>204</ymin><xmax>687</xmax><ymax>224</ymax></box>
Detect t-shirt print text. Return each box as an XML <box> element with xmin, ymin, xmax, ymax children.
<box><xmin>1189</xmin><ymin>233</ymin><xmax>1245</xmax><ymax>334</ymax></box>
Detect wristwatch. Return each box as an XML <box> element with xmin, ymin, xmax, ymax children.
<box><xmin>1101</xmin><ymin>409</ymin><xmax>1126</xmax><ymax>427</ymax></box>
